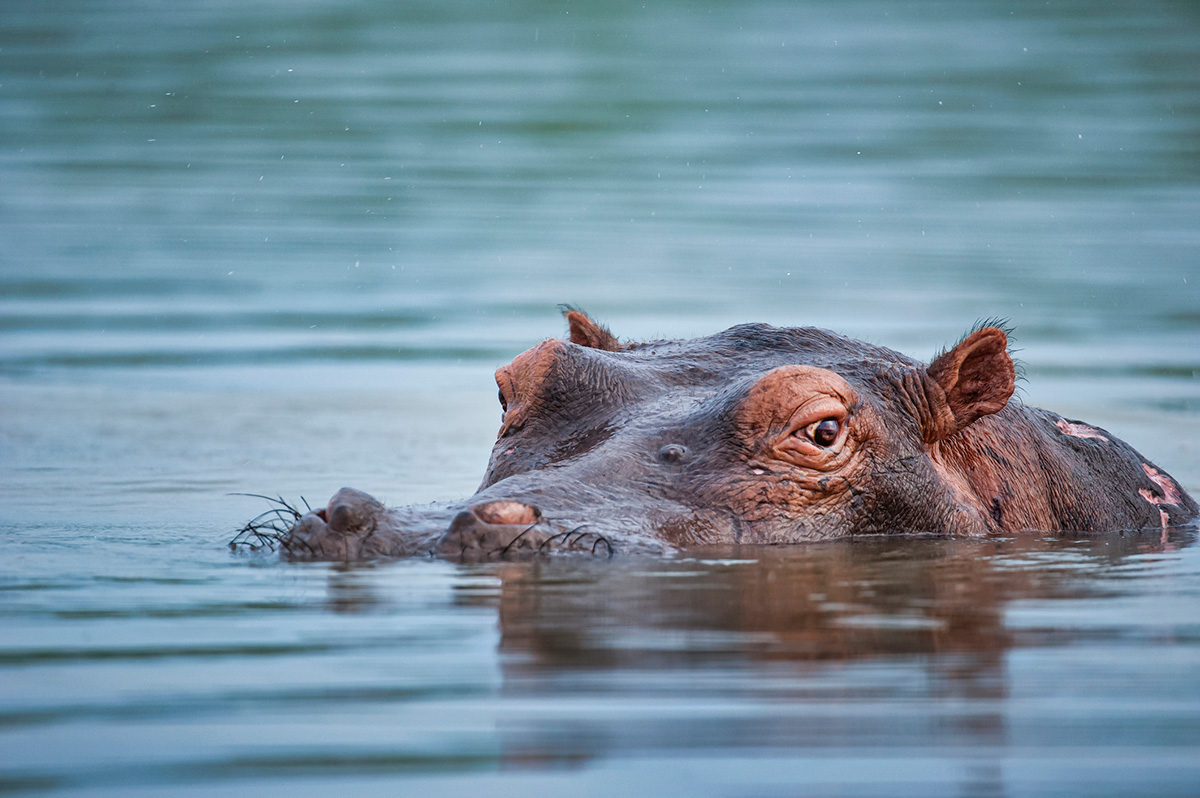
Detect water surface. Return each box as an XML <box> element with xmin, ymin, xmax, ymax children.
<box><xmin>1</xmin><ymin>1</ymin><xmax>1199</xmax><ymax>795</ymax></box>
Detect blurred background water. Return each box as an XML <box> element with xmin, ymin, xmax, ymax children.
<box><xmin>1</xmin><ymin>1</ymin><xmax>1199</xmax><ymax>795</ymax></box>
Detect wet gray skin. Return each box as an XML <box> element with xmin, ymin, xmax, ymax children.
<box><xmin>278</xmin><ymin>311</ymin><xmax>1198</xmax><ymax>562</ymax></box>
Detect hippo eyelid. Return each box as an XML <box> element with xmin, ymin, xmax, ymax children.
<box><xmin>804</xmin><ymin>418</ymin><xmax>841</xmax><ymax>447</ymax></box>
<box><xmin>767</xmin><ymin>394</ymin><xmax>853</xmax><ymax>468</ymax></box>
<box><xmin>781</xmin><ymin>396</ymin><xmax>849</xmax><ymax>440</ymax></box>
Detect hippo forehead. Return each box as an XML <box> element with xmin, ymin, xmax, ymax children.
<box><xmin>632</xmin><ymin>323</ymin><xmax>915</xmax><ymax>369</ymax></box>
<box><xmin>495</xmin><ymin>324</ymin><xmax>921</xmax><ymax>442</ymax></box>
<box><xmin>553</xmin><ymin>323</ymin><xmax>920</xmax><ymax>395</ymax></box>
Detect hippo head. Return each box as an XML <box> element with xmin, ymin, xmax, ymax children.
<box><xmin>268</xmin><ymin>309</ymin><xmax>1033</xmax><ymax>561</ymax></box>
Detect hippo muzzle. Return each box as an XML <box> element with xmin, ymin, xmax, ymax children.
<box><xmin>273</xmin><ymin>488</ymin><xmax>624</xmax><ymax>562</ymax></box>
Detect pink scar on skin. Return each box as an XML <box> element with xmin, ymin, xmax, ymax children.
<box><xmin>1139</xmin><ymin>463</ymin><xmax>1182</xmax><ymax>530</ymax></box>
<box><xmin>1055</xmin><ymin>418</ymin><xmax>1109</xmax><ymax>441</ymax></box>
<box><xmin>1140</xmin><ymin>463</ymin><xmax>1182</xmax><ymax>506</ymax></box>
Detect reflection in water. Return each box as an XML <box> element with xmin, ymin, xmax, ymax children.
<box><xmin>316</xmin><ymin>530</ymin><xmax>1198</xmax><ymax>795</ymax></box>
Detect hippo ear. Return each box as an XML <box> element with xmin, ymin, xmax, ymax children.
<box><xmin>562</xmin><ymin>307</ymin><xmax>624</xmax><ymax>352</ymax></box>
<box><xmin>921</xmin><ymin>326</ymin><xmax>1015</xmax><ymax>442</ymax></box>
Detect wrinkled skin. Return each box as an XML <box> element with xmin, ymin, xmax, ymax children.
<box><xmin>278</xmin><ymin>310</ymin><xmax>1197</xmax><ymax>561</ymax></box>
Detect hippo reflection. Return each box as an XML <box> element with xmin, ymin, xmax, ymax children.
<box><xmin>246</xmin><ymin>310</ymin><xmax>1197</xmax><ymax>561</ymax></box>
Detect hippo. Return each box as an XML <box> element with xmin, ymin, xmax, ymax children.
<box><xmin>242</xmin><ymin>309</ymin><xmax>1197</xmax><ymax>561</ymax></box>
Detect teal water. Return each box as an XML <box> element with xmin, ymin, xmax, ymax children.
<box><xmin>2</xmin><ymin>1</ymin><xmax>1199</xmax><ymax>795</ymax></box>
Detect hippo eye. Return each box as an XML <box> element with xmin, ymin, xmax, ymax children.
<box><xmin>806</xmin><ymin>418</ymin><xmax>841</xmax><ymax>447</ymax></box>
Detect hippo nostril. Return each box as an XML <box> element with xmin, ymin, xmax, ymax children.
<box><xmin>328</xmin><ymin>504</ymin><xmax>354</xmax><ymax>533</ymax></box>
<box><xmin>471</xmin><ymin>500</ymin><xmax>542</xmax><ymax>526</ymax></box>
<box><xmin>658</xmin><ymin>443</ymin><xmax>689</xmax><ymax>464</ymax></box>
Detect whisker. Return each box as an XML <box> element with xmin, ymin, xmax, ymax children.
<box><xmin>536</xmin><ymin>530</ymin><xmax>571</xmax><ymax>554</ymax></box>
<box><xmin>499</xmin><ymin>523</ymin><xmax>541</xmax><ymax>557</ymax></box>
<box><xmin>535</xmin><ymin>524</ymin><xmax>592</xmax><ymax>555</ymax></box>
<box><xmin>230</xmin><ymin>494</ymin><xmax>306</xmax><ymax>553</ymax></box>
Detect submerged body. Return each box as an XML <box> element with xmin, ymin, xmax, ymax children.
<box><xmin>271</xmin><ymin>311</ymin><xmax>1197</xmax><ymax>561</ymax></box>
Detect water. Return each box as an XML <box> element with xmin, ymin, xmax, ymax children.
<box><xmin>2</xmin><ymin>0</ymin><xmax>1199</xmax><ymax>794</ymax></box>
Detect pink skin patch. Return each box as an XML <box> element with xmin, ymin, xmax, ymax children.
<box><xmin>1140</xmin><ymin>463</ymin><xmax>1182</xmax><ymax>506</ymax></box>
<box><xmin>1055</xmin><ymin>418</ymin><xmax>1109</xmax><ymax>441</ymax></box>
<box><xmin>1139</xmin><ymin>463</ymin><xmax>1182</xmax><ymax>531</ymax></box>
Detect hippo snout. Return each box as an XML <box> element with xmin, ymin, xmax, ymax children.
<box><xmin>469</xmin><ymin>499</ymin><xmax>542</xmax><ymax>527</ymax></box>
<box><xmin>436</xmin><ymin>499</ymin><xmax>578</xmax><ymax>560</ymax></box>
<box><xmin>276</xmin><ymin>489</ymin><xmax>612</xmax><ymax>561</ymax></box>
<box><xmin>324</xmin><ymin>487</ymin><xmax>386</xmax><ymax>535</ymax></box>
